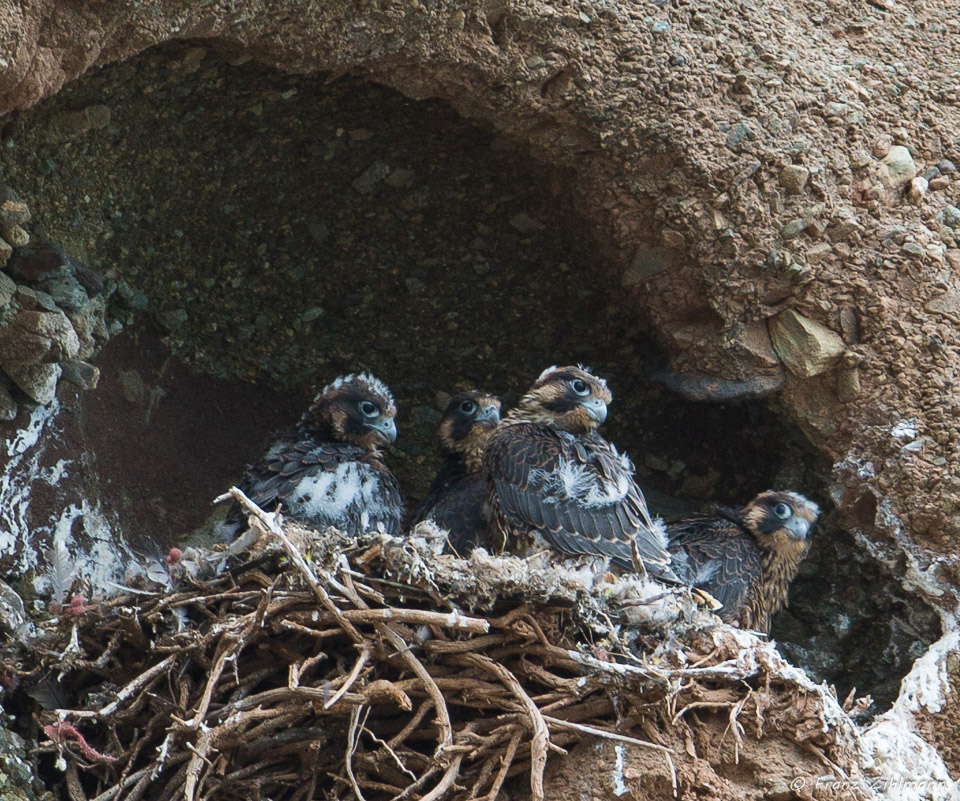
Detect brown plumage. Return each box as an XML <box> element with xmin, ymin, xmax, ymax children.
<box><xmin>224</xmin><ymin>373</ymin><xmax>403</xmax><ymax>538</ymax></box>
<box><xmin>667</xmin><ymin>491</ymin><xmax>819</xmax><ymax>632</ymax></box>
<box><xmin>409</xmin><ymin>391</ymin><xmax>501</xmax><ymax>554</ymax></box>
<box><xmin>483</xmin><ymin>365</ymin><xmax>673</xmax><ymax>577</ymax></box>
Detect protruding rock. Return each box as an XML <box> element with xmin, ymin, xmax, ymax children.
<box><xmin>0</xmin><ymin>310</ymin><xmax>81</xmax><ymax>364</ymax></box>
<box><xmin>6</xmin><ymin>242</ymin><xmax>70</xmax><ymax>282</ymax></box>
<box><xmin>780</xmin><ymin>164</ymin><xmax>810</xmax><ymax>194</ymax></box>
<box><xmin>908</xmin><ymin>176</ymin><xmax>928</xmax><ymax>205</ymax></box>
<box><xmin>0</xmin><ymin>186</ymin><xmax>31</xmax><ymax>227</ymax></box>
<box><xmin>0</xmin><ymin>223</ymin><xmax>29</xmax><ymax>248</ymax></box>
<box><xmin>768</xmin><ymin>309</ymin><xmax>846</xmax><ymax>377</ymax></box>
<box><xmin>3</xmin><ymin>362</ymin><xmax>61</xmax><ymax>405</ymax></box>
<box><xmin>878</xmin><ymin>145</ymin><xmax>916</xmax><ymax>190</ymax></box>
<box><xmin>60</xmin><ymin>359</ymin><xmax>101</xmax><ymax>390</ymax></box>
<box><xmin>837</xmin><ymin>367</ymin><xmax>862</xmax><ymax>402</ymax></box>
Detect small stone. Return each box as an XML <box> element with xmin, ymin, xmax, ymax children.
<box><xmin>384</xmin><ymin>168</ymin><xmax>416</xmax><ymax>188</ymax></box>
<box><xmin>0</xmin><ymin>236</ymin><xmax>11</xmax><ymax>267</ymax></box>
<box><xmin>837</xmin><ymin>368</ymin><xmax>861</xmax><ymax>402</ymax></box>
<box><xmin>0</xmin><ymin>186</ymin><xmax>31</xmax><ymax>227</ymax></box>
<box><xmin>725</xmin><ymin>122</ymin><xmax>755</xmax><ymax>149</ymax></box>
<box><xmin>907</xmin><ymin>176</ymin><xmax>928</xmax><ymax>205</ymax></box>
<box><xmin>404</xmin><ymin>277</ymin><xmax>426</xmax><ymax>294</ymax></box>
<box><xmin>923</xmin><ymin>166</ymin><xmax>942</xmax><ymax>182</ymax></box>
<box><xmin>0</xmin><ymin>270</ymin><xmax>15</xmax><ymax>306</ymax></box>
<box><xmin>929</xmin><ymin>176</ymin><xmax>950</xmax><ymax>191</ymax></box>
<box><xmin>509</xmin><ymin>212</ymin><xmax>545</xmax><ymax>234</ymax></box>
<box><xmin>651</xmin><ymin>20</ymin><xmax>670</xmax><ymax>33</ymax></box>
<box><xmin>940</xmin><ymin>206</ymin><xmax>960</xmax><ymax>228</ymax></box>
<box><xmin>351</xmin><ymin>160</ymin><xmax>390</xmax><ymax>194</ymax></box>
<box><xmin>780</xmin><ymin>164</ymin><xmax>810</xmax><ymax>194</ymax></box>
<box><xmin>37</xmin><ymin>272</ymin><xmax>91</xmax><ymax>310</ymax></box>
<box><xmin>805</xmin><ymin>242</ymin><xmax>833</xmax><ymax>264</ymax></box>
<box><xmin>0</xmin><ymin>380</ymin><xmax>16</xmax><ymax>420</ymax></box>
<box><xmin>623</xmin><ymin>247</ymin><xmax>673</xmax><ymax>285</ymax></box>
<box><xmin>661</xmin><ymin>229</ymin><xmax>686</xmax><ymax>248</ymax></box>
<box><xmin>832</xmin><ymin>218</ymin><xmax>861</xmax><ymax>241</ymax></box>
<box><xmin>781</xmin><ymin>219</ymin><xmax>809</xmax><ymax>240</ymax></box>
<box><xmin>878</xmin><ymin>145</ymin><xmax>916</xmax><ymax>189</ymax></box>
<box><xmin>768</xmin><ymin>309</ymin><xmax>846</xmax><ymax>378</ymax></box>
<box><xmin>644</xmin><ymin>454</ymin><xmax>670</xmax><ymax>472</ymax></box>
<box><xmin>59</xmin><ymin>359</ymin><xmax>100</xmax><ymax>390</ymax></box>
<box><xmin>840</xmin><ymin>307</ymin><xmax>859</xmax><ymax>343</ymax></box>
<box><xmin>3</xmin><ymin>362</ymin><xmax>61</xmax><ymax>405</ymax></box>
<box><xmin>939</xmin><ymin>159</ymin><xmax>957</xmax><ymax>174</ymax></box>
<box><xmin>902</xmin><ymin>242</ymin><xmax>923</xmax><ymax>258</ymax></box>
<box><xmin>0</xmin><ymin>223</ymin><xmax>29</xmax><ymax>247</ymax></box>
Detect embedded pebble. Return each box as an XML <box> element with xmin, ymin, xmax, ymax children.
<box><xmin>907</xmin><ymin>176</ymin><xmax>928</xmax><ymax>205</ymax></box>
<box><xmin>878</xmin><ymin>145</ymin><xmax>916</xmax><ymax>189</ymax></box>
<box><xmin>781</xmin><ymin>219</ymin><xmax>809</xmax><ymax>239</ymax></box>
<box><xmin>0</xmin><ymin>223</ymin><xmax>29</xmax><ymax>247</ymax></box>
<box><xmin>939</xmin><ymin>159</ymin><xmax>957</xmax><ymax>174</ymax></box>
<box><xmin>780</xmin><ymin>164</ymin><xmax>810</xmax><ymax>194</ymax></box>
<box><xmin>769</xmin><ymin>309</ymin><xmax>845</xmax><ymax>377</ymax></box>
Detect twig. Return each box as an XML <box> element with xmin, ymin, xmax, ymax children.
<box><xmin>345</xmin><ymin>705</ymin><xmax>370</xmax><ymax>801</ymax></box>
<box><xmin>325</xmin><ymin>645</ymin><xmax>371</xmax><ymax>709</ymax></box>
<box><xmin>457</xmin><ymin>653</ymin><xmax>549</xmax><ymax>801</ymax></box>
<box><xmin>60</xmin><ymin>655</ymin><xmax>178</xmax><ymax>718</ymax></box>
<box><xmin>542</xmin><ymin>716</ymin><xmax>675</xmax><ymax>754</ymax></box>
<box><xmin>220</xmin><ymin>487</ymin><xmax>364</xmax><ymax>644</ymax></box>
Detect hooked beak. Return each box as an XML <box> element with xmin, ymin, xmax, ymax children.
<box><xmin>477</xmin><ymin>404</ymin><xmax>501</xmax><ymax>425</ymax></box>
<box><xmin>583</xmin><ymin>397</ymin><xmax>607</xmax><ymax>424</ymax></box>
<box><xmin>369</xmin><ymin>417</ymin><xmax>397</xmax><ymax>445</ymax></box>
<box><xmin>784</xmin><ymin>515</ymin><xmax>812</xmax><ymax>540</ymax></box>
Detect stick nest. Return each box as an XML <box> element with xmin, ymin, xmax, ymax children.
<box><xmin>12</xmin><ymin>490</ymin><xmax>868</xmax><ymax>801</ymax></box>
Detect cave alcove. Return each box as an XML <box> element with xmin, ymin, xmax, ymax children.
<box><xmin>0</xmin><ymin>41</ymin><xmax>941</xmax><ymax>716</ymax></box>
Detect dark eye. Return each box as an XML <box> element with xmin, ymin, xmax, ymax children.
<box><xmin>359</xmin><ymin>401</ymin><xmax>379</xmax><ymax>417</ymax></box>
<box><xmin>460</xmin><ymin>400</ymin><xmax>477</xmax><ymax>415</ymax></box>
<box><xmin>570</xmin><ymin>379</ymin><xmax>589</xmax><ymax>396</ymax></box>
<box><xmin>774</xmin><ymin>503</ymin><xmax>792</xmax><ymax>519</ymax></box>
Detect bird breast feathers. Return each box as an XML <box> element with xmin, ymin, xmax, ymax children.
<box><xmin>288</xmin><ymin>461</ymin><xmax>382</xmax><ymax>518</ymax></box>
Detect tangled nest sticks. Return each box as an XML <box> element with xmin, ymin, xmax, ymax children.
<box><xmin>20</xmin><ymin>489</ymin><xmax>861</xmax><ymax>801</ymax></box>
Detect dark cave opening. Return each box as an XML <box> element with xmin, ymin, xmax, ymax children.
<box><xmin>0</xmin><ymin>42</ymin><xmax>941</xmax><ymax>714</ymax></box>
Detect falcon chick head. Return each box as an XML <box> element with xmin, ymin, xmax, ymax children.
<box><xmin>743</xmin><ymin>491</ymin><xmax>820</xmax><ymax>552</ymax></box>
<box><xmin>300</xmin><ymin>373</ymin><xmax>398</xmax><ymax>450</ymax></box>
<box><xmin>512</xmin><ymin>365</ymin><xmax>612</xmax><ymax>434</ymax></box>
<box><xmin>438</xmin><ymin>391</ymin><xmax>501</xmax><ymax>467</ymax></box>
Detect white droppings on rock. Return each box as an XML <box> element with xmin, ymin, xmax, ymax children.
<box><xmin>612</xmin><ymin>744</ymin><xmax>628</xmax><ymax>796</ymax></box>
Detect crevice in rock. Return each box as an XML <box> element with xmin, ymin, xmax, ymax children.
<box><xmin>0</xmin><ymin>42</ymin><xmax>941</xmax><ymax>718</ymax></box>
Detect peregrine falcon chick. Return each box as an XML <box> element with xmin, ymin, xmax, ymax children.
<box><xmin>483</xmin><ymin>365</ymin><xmax>673</xmax><ymax>578</ymax></box>
<box><xmin>667</xmin><ymin>491</ymin><xmax>819</xmax><ymax>632</ymax></box>
<box><xmin>409</xmin><ymin>391</ymin><xmax>501</xmax><ymax>555</ymax></box>
<box><xmin>225</xmin><ymin>373</ymin><xmax>403</xmax><ymax>538</ymax></box>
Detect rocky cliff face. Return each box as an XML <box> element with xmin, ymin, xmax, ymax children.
<box><xmin>1</xmin><ymin>1</ymin><xmax>959</xmax><ymax>798</ymax></box>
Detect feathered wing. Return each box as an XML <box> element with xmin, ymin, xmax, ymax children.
<box><xmin>234</xmin><ymin>438</ymin><xmax>404</xmax><ymax>537</ymax></box>
<box><xmin>667</xmin><ymin>516</ymin><xmax>760</xmax><ymax>623</ymax></box>
<box><xmin>410</xmin><ymin>469</ymin><xmax>491</xmax><ymax>555</ymax></box>
<box><xmin>485</xmin><ymin>424</ymin><xmax>670</xmax><ymax>570</ymax></box>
